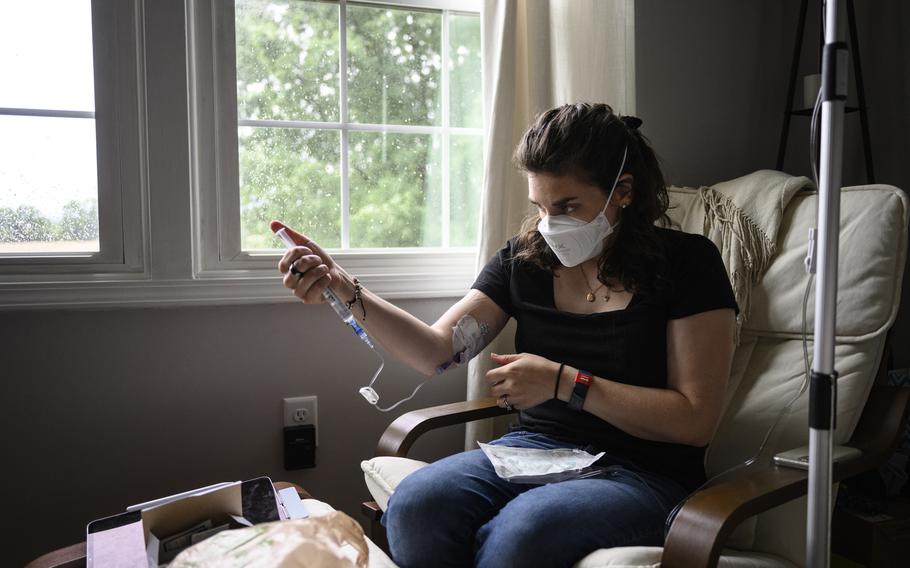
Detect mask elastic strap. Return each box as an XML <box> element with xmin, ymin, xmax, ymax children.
<box><xmin>602</xmin><ymin>146</ymin><xmax>628</xmax><ymax>213</ymax></box>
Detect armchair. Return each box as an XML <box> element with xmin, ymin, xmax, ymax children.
<box><xmin>361</xmin><ymin>175</ymin><xmax>909</xmax><ymax>567</ymax></box>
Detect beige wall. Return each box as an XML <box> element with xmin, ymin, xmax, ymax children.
<box><xmin>2</xmin><ymin>300</ymin><xmax>470</xmax><ymax>565</ymax></box>
<box><xmin>635</xmin><ymin>1</ymin><xmax>790</xmax><ymax>187</ymax></box>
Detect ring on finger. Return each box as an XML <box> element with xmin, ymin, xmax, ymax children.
<box><xmin>500</xmin><ymin>395</ymin><xmax>514</xmax><ymax>412</ymax></box>
<box><xmin>291</xmin><ymin>257</ymin><xmax>311</xmax><ymax>277</ymax></box>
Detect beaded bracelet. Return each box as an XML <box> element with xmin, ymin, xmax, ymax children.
<box><xmin>344</xmin><ymin>276</ymin><xmax>366</xmax><ymax>319</ymax></box>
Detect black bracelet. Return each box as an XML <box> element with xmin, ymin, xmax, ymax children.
<box><xmin>553</xmin><ymin>363</ymin><xmax>565</xmax><ymax>400</ymax></box>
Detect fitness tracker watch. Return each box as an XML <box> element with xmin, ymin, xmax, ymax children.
<box><xmin>568</xmin><ymin>369</ymin><xmax>593</xmax><ymax>411</ymax></box>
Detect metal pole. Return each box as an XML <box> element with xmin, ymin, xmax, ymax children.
<box><xmin>807</xmin><ymin>1</ymin><xmax>847</xmax><ymax>566</ymax></box>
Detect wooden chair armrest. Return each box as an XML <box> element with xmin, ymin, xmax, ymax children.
<box><xmin>662</xmin><ymin>464</ymin><xmax>808</xmax><ymax>568</ymax></box>
<box><xmin>662</xmin><ymin>384</ymin><xmax>909</xmax><ymax>568</ymax></box>
<box><xmin>24</xmin><ymin>543</ymin><xmax>86</xmax><ymax>568</ymax></box>
<box><xmin>376</xmin><ymin>397</ymin><xmax>515</xmax><ymax>457</ymax></box>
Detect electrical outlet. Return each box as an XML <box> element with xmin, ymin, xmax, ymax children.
<box><xmin>283</xmin><ymin>396</ymin><xmax>318</xmax><ymax>445</ymax></box>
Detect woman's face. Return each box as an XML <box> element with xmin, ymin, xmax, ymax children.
<box><xmin>527</xmin><ymin>172</ymin><xmax>630</xmax><ymax>225</ymax></box>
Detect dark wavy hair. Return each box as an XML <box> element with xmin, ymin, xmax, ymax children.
<box><xmin>513</xmin><ymin>102</ymin><xmax>670</xmax><ymax>295</ymax></box>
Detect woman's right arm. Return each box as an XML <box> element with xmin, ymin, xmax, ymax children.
<box><xmin>273</xmin><ymin>222</ymin><xmax>510</xmax><ymax>377</ymax></box>
<box><xmin>345</xmin><ymin>283</ymin><xmax>510</xmax><ymax>377</ymax></box>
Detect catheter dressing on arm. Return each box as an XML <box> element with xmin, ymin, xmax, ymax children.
<box><xmin>275</xmin><ymin>227</ymin><xmax>428</xmax><ymax>412</ymax></box>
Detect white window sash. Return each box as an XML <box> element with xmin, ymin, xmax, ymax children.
<box><xmin>0</xmin><ymin>0</ymin><xmax>145</xmax><ymax>278</ymax></box>
<box><xmin>354</xmin><ymin>0</ymin><xmax>481</xmax><ymax>13</ymax></box>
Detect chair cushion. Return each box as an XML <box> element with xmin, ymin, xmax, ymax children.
<box><xmin>361</xmin><ymin>457</ymin><xmax>428</xmax><ymax>511</ymax></box>
<box><xmin>667</xmin><ymin>185</ymin><xmax>909</xmax><ymax>341</ymax></box>
<box><xmin>574</xmin><ymin>546</ymin><xmax>798</xmax><ymax>568</ymax></box>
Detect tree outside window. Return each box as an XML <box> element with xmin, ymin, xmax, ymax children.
<box><xmin>234</xmin><ymin>0</ymin><xmax>482</xmax><ymax>251</ymax></box>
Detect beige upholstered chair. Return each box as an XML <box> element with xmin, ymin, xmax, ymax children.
<box><xmin>361</xmin><ymin>175</ymin><xmax>909</xmax><ymax>568</ymax></box>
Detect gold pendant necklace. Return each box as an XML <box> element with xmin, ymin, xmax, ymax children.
<box><xmin>579</xmin><ymin>263</ymin><xmax>610</xmax><ymax>302</ymax></box>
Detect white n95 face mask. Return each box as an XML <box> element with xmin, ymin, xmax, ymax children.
<box><xmin>537</xmin><ymin>147</ymin><xmax>628</xmax><ymax>267</ymax></box>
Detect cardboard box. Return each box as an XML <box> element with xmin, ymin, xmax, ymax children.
<box><xmin>86</xmin><ymin>477</ymin><xmax>293</xmax><ymax>567</ymax></box>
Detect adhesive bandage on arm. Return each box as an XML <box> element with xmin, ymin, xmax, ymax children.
<box><xmin>435</xmin><ymin>314</ymin><xmax>489</xmax><ymax>374</ymax></box>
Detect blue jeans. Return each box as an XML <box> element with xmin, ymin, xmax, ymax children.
<box><xmin>382</xmin><ymin>431</ymin><xmax>689</xmax><ymax>568</ymax></box>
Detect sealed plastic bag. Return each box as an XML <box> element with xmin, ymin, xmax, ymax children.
<box><xmin>479</xmin><ymin>441</ymin><xmax>606</xmax><ymax>484</ymax></box>
<box><xmin>169</xmin><ymin>511</ymin><xmax>368</xmax><ymax>568</ymax></box>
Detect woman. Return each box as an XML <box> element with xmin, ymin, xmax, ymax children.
<box><xmin>274</xmin><ymin>102</ymin><xmax>737</xmax><ymax>568</ymax></box>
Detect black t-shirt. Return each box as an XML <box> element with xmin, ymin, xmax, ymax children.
<box><xmin>471</xmin><ymin>227</ymin><xmax>739</xmax><ymax>492</ymax></box>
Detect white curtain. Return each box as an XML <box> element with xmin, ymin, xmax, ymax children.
<box><xmin>465</xmin><ymin>0</ymin><xmax>636</xmax><ymax>448</ymax></box>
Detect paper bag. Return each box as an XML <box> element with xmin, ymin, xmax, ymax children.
<box><xmin>169</xmin><ymin>511</ymin><xmax>369</xmax><ymax>568</ymax></box>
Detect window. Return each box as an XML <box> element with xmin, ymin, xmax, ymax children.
<box><xmin>0</xmin><ymin>0</ymin><xmax>144</xmax><ymax>282</ymax></box>
<box><xmin>0</xmin><ymin>1</ymin><xmax>99</xmax><ymax>254</ymax></box>
<box><xmin>192</xmin><ymin>0</ymin><xmax>484</xmax><ymax>296</ymax></box>
<box><xmin>0</xmin><ymin>0</ymin><xmax>481</xmax><ymax>308</ymax></box>
<box><xmin>233</xmin><ymin>0</ymin><xmax>483</xmax><ymax>251</ymax></box>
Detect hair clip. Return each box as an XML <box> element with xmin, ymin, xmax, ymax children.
<box><xmin>620</xmin><ymin>115</ymin><xmax>643</xmax><ymax>130</ymax></box>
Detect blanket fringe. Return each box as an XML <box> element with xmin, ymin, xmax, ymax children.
<box><xmin>699</xmin><ymin>188</ymin><xmax>777</xmax><ymax>344</ymax></box>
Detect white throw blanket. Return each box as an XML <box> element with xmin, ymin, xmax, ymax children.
<box><xmin>679</xmin><ymin>170</ymin><xmax>812</xmax><ymax>341</ymax></box>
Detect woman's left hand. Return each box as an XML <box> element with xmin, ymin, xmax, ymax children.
<box><xmin>486</xmin><ymin>352</ymin><xmax>560</xmax><ymax>411</ymax></box>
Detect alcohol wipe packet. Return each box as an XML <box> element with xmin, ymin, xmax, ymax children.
<box><xmin>478</xmin><ymin>442</ymin><xmax>606</xmax><ymax>484</ymax></box>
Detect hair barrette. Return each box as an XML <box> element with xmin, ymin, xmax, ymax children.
<box><xmin>620</xmin><ymin>115</ymin><xmax>643</xmax><ymax>130</ymax></box>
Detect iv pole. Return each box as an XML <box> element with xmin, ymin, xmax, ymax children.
<box><xmin>807</xmin><ymin>0</ymin><xmax>847</xmax><ymax>565</ymax></box>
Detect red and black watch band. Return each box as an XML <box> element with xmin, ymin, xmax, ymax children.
<box><xmin>568</xmin><ymin>370</ymin><xmax>593</xmax><ymax>411</ymax></box>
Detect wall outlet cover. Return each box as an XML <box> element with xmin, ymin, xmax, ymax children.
<box><xmin>282</xmin><ymin>396</ymin><xmax>318</xmax><ymax>445</ymax></box>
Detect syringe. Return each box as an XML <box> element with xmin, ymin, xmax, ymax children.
<box><xmin>274</xmin><ymin>226</ymin><xmax>432</xmax><ymax>412</ymax></box>
<box><xmin>274</xmin><ymin>227</ymin><xmax>374</xmax><ymax>349</ymax></box>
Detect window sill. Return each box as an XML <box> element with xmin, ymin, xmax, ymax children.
<box><xmin>0</xmin><ymin>250</ymin><xmax>477</xmax><ymax>310</ymax></box>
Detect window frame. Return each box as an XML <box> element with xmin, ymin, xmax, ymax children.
<box><xmin>190</xmin><ymin>0</ymin><xmax>483</xmax><ymax>295</ymax></box>
<box><xmin>0</xmin><ymin>0</ymin><xmax>483</xmax><ymax>309</ymax></box>
<box><xmin>0</xmin><ymin>0</ymin><xmax>146</xmax><ymax>279</ymax></box>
